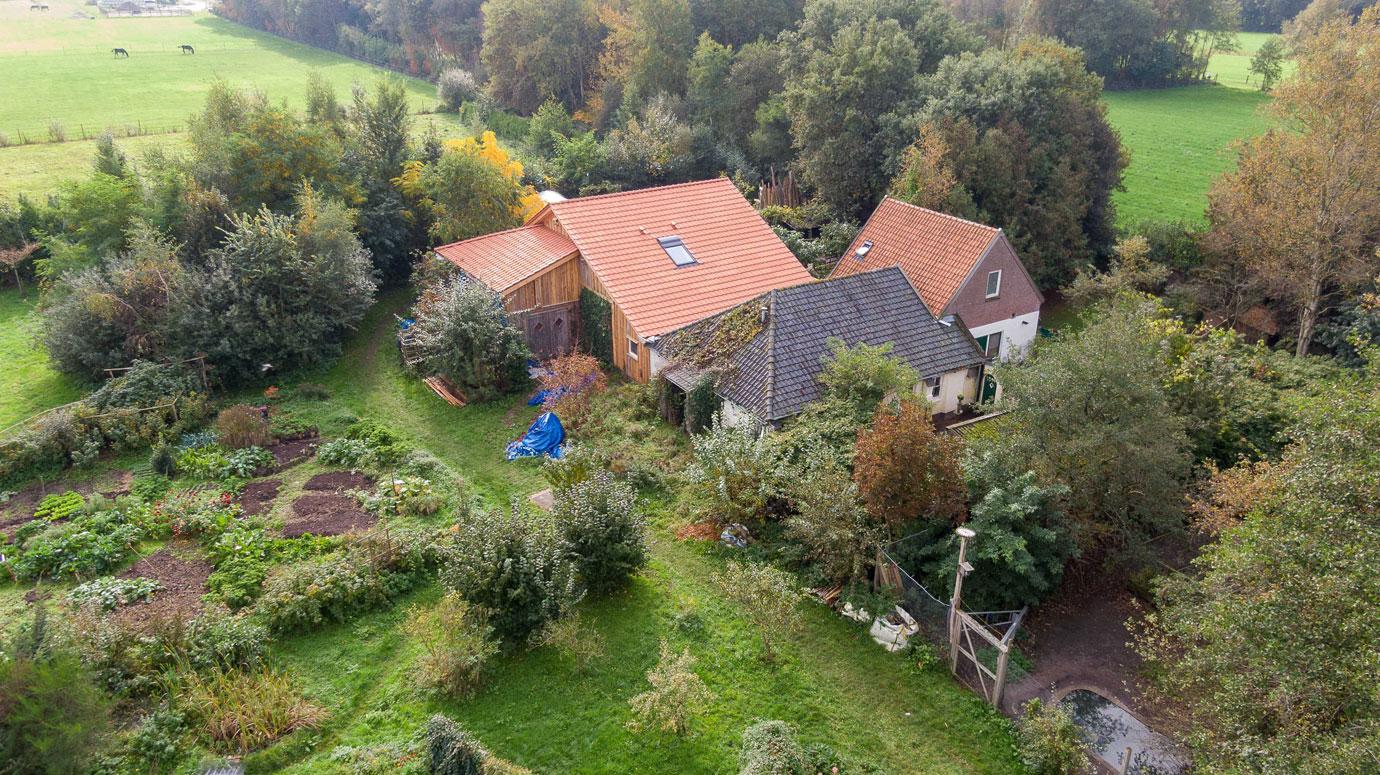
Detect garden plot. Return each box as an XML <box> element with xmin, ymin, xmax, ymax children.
<box><xmin>237</xmin><ymin>479</ymin><xmax>282</xmax><ymax>518</ymax></box>
<box><xmin>283</xmin><ymin>493</ymin><xmax>376</xmax><ymax>538</ymax></box>
<box><xmin>302</xmin><ymin>471</ymin><xmax>373</xmax><ymax>493</ymax></box>
<box><xmin>267</xmin><ymin>435</ymin><xmax>319</xmax><ymax>470</ymax></box>
<box><xmin>0</xmin><ymin>469</ymin><xmax>132</xmax><ymax>529</ymax></box>
<box><xmin>115</xmin><ymin>543</ymin><xmax>212</xmax><ymax>625</ymax></box>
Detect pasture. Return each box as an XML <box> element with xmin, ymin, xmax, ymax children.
<box><xmin>0</xmin><ymin>287</ymin><xmax>81</xmax><ymax>430</ymax></box>
<box><xmin>0</xmin><ymin>0</ymin><xmax>455</xmax><ymax>199</ymax></box>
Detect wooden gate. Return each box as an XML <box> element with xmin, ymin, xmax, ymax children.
<box><xmin>517</xmin><ymin>302</ymin><xmax>578</xmax><ymax>360</ymax></box>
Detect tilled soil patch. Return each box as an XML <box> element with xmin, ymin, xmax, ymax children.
<box><xmin>239</xmin><ymin>479</ymin><xmax>282</xmax><ymax>517</ymax></box>
<box><xmin>283</xmin><ymin>493</ymin><xmax>376</xmax><ymax>537</ymax></box>
<box><xmin>303</xmin><ymin>471</ymin><xmax>374</xmax><ymax>492</ymax></box>
<box><xmin>0</xmin><ymin>470</ymin><xmax>132</xmax><ymax>530</ymax></box>
<box><xmin>269</xmin><ymin>436</ymin><xmax>319</xmax><ymax>470</ymax></box>
<box><xmin>115</xmin><ymin>543</ymin><xmax>213</xmax><ymax>626</ymax></box>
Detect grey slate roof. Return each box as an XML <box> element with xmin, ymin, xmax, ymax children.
<box><xmin>655</xmin><ymin>266</ymin><xmax>986</xmax><ymax>422</ymax></box>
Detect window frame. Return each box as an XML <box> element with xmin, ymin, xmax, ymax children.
<box><xmin>923</xmin><ymin>375</ymin><xmax>941</xmax><ymax>399</ymax></box>
<box><xmin>627</xmin><ymin>337</ymin><xmax>640</xmax><ymax>360</ymax></box>
<box><xmin>985</xmin><ymin>269</ymin><xmax>1002</xmax><ymax>299</ymax></box>
<box><xmin>985</xmin><ymin>331</ymin><xmax>1003</xmax><ymax>358</ymax></box>
<box><xmin>657</xmin><ymin>235</ymin><xmax>697</xmax><ymax>267</ymax></box>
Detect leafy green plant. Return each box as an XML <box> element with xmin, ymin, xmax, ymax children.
<box><xmin>1017</xmin><ymin>699</ymin><xmax>1091</xmax><ymax>775</ymax></box>
<box><xmin>553</xmin><ymin>471</ymin><xmax>647</xmax><ymax>595</ymax></box>
<box><xmin>223</xmin><ymin>446</ymin><xmax>273</xmax><ymax>478</ymax></box>
<box><xmin>32</xmin><ymin>490</ymin><xmax>85</xmax><ymax>522</ymax></box>
<box><xmin>66</xmin><ymin>576</ymin><xmax>162</xmax><ymax>610</ymax></box>
<box><xmin>175</xmin><ymin>446</ymin><xmax>231</xmax><ymax>480</ymax></box>
<box><xmin>317</xmin><ymin>438</ymin><xmax>374</xmax><ymax>468</ymax></box>
<box><xmin>366</xmin><ymin>476</ymin><xmax>443</xmax><ymax>518</ymax></box>
<box><xmin>404</xmin><ymin>592</ymin><xmax>499</xmax><ymax>697</ymax></box>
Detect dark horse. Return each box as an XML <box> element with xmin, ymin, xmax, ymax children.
<box><xmin>179</xmin><ymin>44</ymin><xmax>195</xmax><ymax>54</ymax></box>
<box><xmin>112</xmin><ymin>48</ymin><xmax>130</xmax><ymax>58</ymax></box>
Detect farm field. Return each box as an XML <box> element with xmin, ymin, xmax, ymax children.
<box><xmin>1208</xmin><ymin>30</ymin><xmax>1297</xmax><ymax>90</ymax></box>
<box><xmin>0</xmin><ymin>0</ymin><xmax>462</xmax><ymax>199</ymax></box>
<box><xmin>0</xmin><ymin>286</ymin><xmax>82</xmax><ymax>430</ymax></box>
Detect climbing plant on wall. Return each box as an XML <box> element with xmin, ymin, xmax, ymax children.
<box><xmin>579</xmin><ymin>288</ymin><xmax>614</xmax><ymax>365</ymax></box>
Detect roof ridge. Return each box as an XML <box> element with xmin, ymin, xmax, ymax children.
<box><xmin>762</xmin><ymin>290</ymin><xmax>777</xmax><ymax>422</ymax></box>
<box><xmin>880</xmin><ymin>196</ymin><xmax>1001</xmax><ymax>234</ymax></box>
<box><xmin>433</xmin><ymin>222</ymin><xmax>548</xmax><ymax>251</ymax></box>
<box><xmin>549</xmin><ymin>177</ymin><xmax>732</xmax><ymax>209</ymax></box>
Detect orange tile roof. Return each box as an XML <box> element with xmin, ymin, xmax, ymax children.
<box><xmin>540</xmin><ymin>178</ymin><xmax>813</xmax><ymax>337</ymax></box>
<box><xmin>434</xmin><ymin>224</ymin><xmax>577</xmax><ymax>292</ymax></box>
<box><xmin>829</xmin><ymin>197</ymin><xmax>1000</xmax><ymax>313</ymax></box>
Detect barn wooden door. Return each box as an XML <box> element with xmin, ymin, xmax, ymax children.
<box><xmin>520</xmin><ymin>302</ymin><xmax>578</xmax><ymax>360</ymax></box>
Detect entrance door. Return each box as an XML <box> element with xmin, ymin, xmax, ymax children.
<box><xmin>520</xmin><ymin>302</ymin><xmax>578</xmax><ymax>360</ymax></box>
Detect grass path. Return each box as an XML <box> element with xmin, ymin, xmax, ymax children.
<box><xmin>0</xmin><ymin>286</ymin><xmax>82</xmax><ymax>430</ymax></box>
<box><xmin>248</xmin><ymin>292</ymin><xmax>1023</xmax><ymax>773</ymax></box>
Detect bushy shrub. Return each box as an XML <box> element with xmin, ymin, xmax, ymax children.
<box><xmin>214</xmin><ymin>405</ymin><xmax>271</xmax><ymax>449</ymax></box>
<box><xmin>125</xmin><ymin>705</ymin><xmax>188</xmax><ymax>775</ymax></box>
<box><xmin>438</xmin><ymin>506</ymin><xmax>581</xmax><ymax>647</ymax></box>
<box><xmin>296</xmin><ymin>382</ymin><xmax>331</xmax><ymax>400</ymax></box>
<box><xmin>739</xmin><ymin>720</ymin><xmax>810</xmax><ymax>775</ymax></box>
<box><xmin>627</xmin><ymin>639</ymin><xmax>711</xmax><ymax>736</ymax></box>
<box><xmin>436</xmin><ymin>69</ymin><xmax>482</xmax><ymax>112</ymax></box>
<box><xmin>683</xmin><ymin>417</ymin><xmax>777</xmax><ymax>524</ymax></box>
<box><xmin>1017</xmin><ymin>700</ymin><xmax>1091</xmax><ymax>775</ymax></box>
<box><xmin>406</xmin><ymin>279</ymin><xmax>530</xmax><ymax>402</ymax></box>
<box><xmin>427</xmin><ymin>714</ymin><xmax>486</xmax><ymax>775</ymax></box>
<box><xmin>553</xmin><ymin>471</ymin><xmax>647</xmax><ymax>594</ymax></box>
<box><xmin>131</xmin><ymin>473</ymin><xmax>173</xmax><ymax>502</ymax></box>
<box><xmin>0</xmin><ymin>652</ymin><xmax>113</xmax><ymax>772</ymax></box>
<box><xmin>404</xmin><ymin>592</ymin><xmax>499</xmax><ymax>698</ymax></box>
<box><xmin>536</xmin><ymin>612</ymin><xmax>604</xmax><ymax>673</ymax></box>
<box><xmin>66</xmin><ymin>576</ymin><xmax>162</xmax><ymax>610</ymax></box>
<box><xmin>711</xmin><ymin>561</ymin><xmax>803</xmax><ymax>662</ymax></box>
<box><xmin>255</xmin><ymin>530</ymin><xmax>432</xmax><ymax>633</ymax></box>
<box><xmin>318</xmin><ymin>438</ymin><xmax>374</xmax><ymax>468</ymax></box>
<box><xmin>537</xmin><ymin>351</ymin><xmax>607</xmax><ymax>429</ymax></box>
<box><xmin>149</xmin><ymin>443</ymin><xmax>177</xmax><ymax>477</ymax></box>
<box><xmin>541</xmin><ymin>442</ymin><xmax>599</xmax><ymax>496</ymax></box>
<box><xmin>181</xmin><ymin>666</ymin><xmax>327</xmax><ymax>754</ymax></box>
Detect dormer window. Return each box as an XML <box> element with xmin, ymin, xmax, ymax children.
<box><xmin>854</xmin><ymin>240</ymin><xmax>873</xmax><ymax>261</ymax></box>
<box><xmin>658</xmin><ymin>235</ymin><xmax>696</xmax><ymax>267</ymax></box>
<box><xmin>985</xmin><ymin>270</ymin><xmax>1002</xmax><ymax>298</ymax></box>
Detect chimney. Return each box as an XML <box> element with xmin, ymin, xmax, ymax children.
<box><xmin>759</xmin><ymin>303</ymin><xmax>769</xmax><ymax>324</ymax></box>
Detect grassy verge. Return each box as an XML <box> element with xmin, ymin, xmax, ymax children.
<box><xmin>0</xmin><ymin>286</ymin><xmax>82</xmax><ymax>430</ymax></box>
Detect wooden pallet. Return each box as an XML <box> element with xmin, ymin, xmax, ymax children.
<box><xmin>423</xmin><ymin>377</ymin><xmax>467</xmax><ymax>407</ymax></box>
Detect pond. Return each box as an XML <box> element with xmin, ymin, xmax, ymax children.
<box><xmin>1059</xmin><ymin>689</ymin><xmax>1190</xmax><ymax>775</ymax></box>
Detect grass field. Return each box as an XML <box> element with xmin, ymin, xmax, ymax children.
<box><xmin>1106</xmin><ymin>85</ymin><xmax>1274</xmax><ymax>227</ymax></box>
<box><xmin>0</xmin><ymin>0</ymin><xmax>463</xmax><ymax>200</ymax></box>
<box><xmin>0</xmin><ymin>286</ymin><xmax>82</xmax><ymax>430</ymax></box>
<box><xmin>1208</xmin><ymin>31</ymin><xmax>1297</xmax><ymax>91</ymax></box>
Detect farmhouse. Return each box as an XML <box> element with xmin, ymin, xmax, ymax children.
<box><xmin>830</xmin><ymin>198</ymin><xmax>1043</xmax><ymax>362</ymax></box>
<box><xmin>434</xmin><ymin>178</ymin><xmax>813</xmax><ymax>382</ymax></box>
<box><xmin>653</xmin><ymin>266</ymin><xmax>989</xmax><ymax>429</ymax></box>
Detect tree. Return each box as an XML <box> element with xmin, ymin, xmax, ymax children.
<box><xmin>627</xmin><ymin>639</ymin><xmax>711</xmax><ymax>735</ymax></box>
<box><xmin>1204</xmin><ymin>8</ymin><xmax>1380</xmax><ymax>356</ymax></box>
<box><xmin>1064</xmin><ymin>235</ymin><xmax>1170</xmax><ymax>309</ymax></box>
<box><xmin>171</xmin><ymin>191</ymin><xmax>377</xmax><ymax>384</ymax></box>
<box><xmin>620</xmin><ymin>0</ymin><xmax>695</xmax><ymax>110</ymax></box>
<box><xmin>602</xmin><ymin>95</ymin><xmax>695</xmax><ymax>188</ymax></box>
<box><xmin>910</xmin><ymin>40</ymin><xmax>1128</xmax><ymax>287</ymax></box>
<box><xmin>690</xmin><ymin>0</ymin><xmax>805</xmax><ymax>47</ymax></box>
<box><xmin>350</xmin><ymin>78</ymin><xmax>423</xmax><ymax>283</ymax></box>
<box><xmin>1247</xmin><ymin>36</ymin><xmax>1287</xmax><ymax>90</ymax></box>
<box><xmin>782</xmin><ymin>444</ymin><xmax>881</xmax><ymax>584</ymax></box>
<box><xmin>0</xmin><ymin>652</ymin><xmax>113</xmax><ymax>773</ymax></box>
<box><xmin>853</xmin><ymin>399</ymin><xmax>965</xmax><ymax>537</ymax></box>
<box><xmin>1282</xmin><ymin>0</ymin><xmax>1348</xmax><ymax>48</ymax></box>
<box><xmin>525</xmin><ymin>98</ymin><xmax>578</xmax><ymax>157</ymax></box>
<box><xmin>1135</xmin><ymin>354</ymin><xmax>1380</xmax><ymax>771</ymax></box>
<box><xmin>779</xmin><ymin>0</ymin><xmax>981</xmax><ymax>218</ymax></box>
<box><xmin>399</xmin><ymin>131</ymin><xmax>541</xmax><ymax>243</ymax></box>
<box><xmin>987</xmin><ymin>296</ymin><xmax>1191</xmax><ymax>556</ymax></box>
<box><xmin>406</xmin><ymin>278</ymin><xmax>530</xmax><ymax>401</ymax></box>
<box><xmin>686</xmin><ymin>33</ymin><xmax>736</xmax><ymax>143</ymax></box>
<box><xmin>554</xmin><ymin>471</ymin><xmax>648</xmax><ymax>594</ymax></box>
<box><xmin>712</xmin><ymin>561</ymin><xmax>803</xmax><ymax>662</ymax></box>
<box><xmin>481</xmin><ymin>0</ymin><xmax>603</xmax><ymax>113</ymax></box>
<box><xmin>815</xmin><ymin>337</ymin><xmax>919</xmax><ymax>423</ymax></box>
<box><xmin>890</xmin><ymin>125</ymin><xmax>960</xmax><ymax>211</ymax></box>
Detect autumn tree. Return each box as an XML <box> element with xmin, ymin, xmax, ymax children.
<box><xmin>853</xmin><ymin>399</ymin><xmax>965</xmax><ymax>537</ymax></box>
<box><xmin>398</xmin><ymin>131</ymin><xmax>541</xmax><ymax>243</ymax></box>
<box><xmin>1204</xmin><ymin>7</ymin><xmax>1380</xmax><ymax>355</ymax></box>
<box><xmin>481</xmin><ymin>0</ymin><xmax>604</xmax><ymax>114</ymax></box>
<box><xmin>1135</xmin><ymin>353</ymin><xmax>1380</xmax><ymax>771</ymax></box>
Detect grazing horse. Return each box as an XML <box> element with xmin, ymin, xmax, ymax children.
<box><xmin>30</xmin><ymin>3</ymin><xmax>49</xmax><ymax>9</ymax></box>
<box><xmin>112</xmin><ymin>48</ymin><xmax>130</xmax><ymax>58</ymax></box>
<box><xmin>179</xmin><ymin>44</ymin><xmax>195</xmax><ymax>54</ymax></box>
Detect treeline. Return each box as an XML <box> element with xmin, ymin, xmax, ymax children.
<box><xmin>0</xmin><ymin>76</ymin><xmax>545</xmax><ymax>388</ymax></box>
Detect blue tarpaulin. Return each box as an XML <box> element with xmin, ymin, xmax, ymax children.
<box><xmin>506</xmin><ymin>412</ymin><xmax>565</xmax><ymax>460</ymax></box>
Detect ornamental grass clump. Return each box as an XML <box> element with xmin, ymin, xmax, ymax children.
<box><xmin>181</xmin><ymin>666</ymin><xmax>327</xmax><ymax>754</ymax></box>
<box><xmin>214</xmin><ymin>405</ymin><xmax>271</xmax><ymax>449</ymax></box>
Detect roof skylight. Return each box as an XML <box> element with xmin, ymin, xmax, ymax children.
<box><xmin>854</xmin><ymin>240</ymin><xmax>873</xmax><ymax>260</ymax></box>
<box><xmin>658</xmin><ymin>235</ymin><xmax>697</xmax><ymax>267</ymax></box>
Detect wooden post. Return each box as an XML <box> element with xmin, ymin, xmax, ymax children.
<box><xmin>992</xmin><ymin>644</ymin><xmax>1009</xmax><ymax>708</ymax></box>
<box><xmin>949</xmin><ymin>527</ymin><xmax>975</xmax><ymax>673</ymax></box>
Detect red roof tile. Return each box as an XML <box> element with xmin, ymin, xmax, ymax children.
<box><xmin>829</xmin><ymin>197</ymin><xmax>1000</xmax><ymax>313</ymax></box>
<box><xmin>539</xmin><ymin>178</ymin><xmax>813</xmax><ymax>337</ymax></box>
<box><xmin>434</xmin><ymin>224</ymin><xmax>577</xmax><ymax>292</ymax></box>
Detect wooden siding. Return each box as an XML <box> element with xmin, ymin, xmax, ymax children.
<box><xmin>502</xmin><ymin>253</ymin><xmax>580</xmax><ymax>312</ymax></box>
<box><xmin>579</xmin><ymin>258</ymin><xmax>649</xmax><ymax>383</ymax></box>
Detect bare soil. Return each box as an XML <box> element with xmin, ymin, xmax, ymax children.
<box><xmin>303</xmin><ymin>471</ymin><xmax>374</xmax><ymax>492</ymax></box>
<box><xmin>0</xmin><ymin>469</ymin><xmax>132</xmax><ymax>529</ymax></box>
<box><xmin>238</xmin><ymin>479</ymin><xmax>282</xmax><ymax>517</ymax></box>
<box><xmin>115</xmin><ymin>543</ymin><xmax>213</xmax><ymax>625</ymax></box>
<box><xmin>283</xmin><ymin>493</ymin><xmax>375</xmax><ymax>537</ymax></box>
<box><xmin>269</xmin><ymin>436</ymin><xmax>319</xmax><ymax>470</ymax></box>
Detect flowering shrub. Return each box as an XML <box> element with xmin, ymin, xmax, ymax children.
<box><xmin>66</xmin><ymin>576</ymin><xmax>162</xmax><ymax>610</ymax></box>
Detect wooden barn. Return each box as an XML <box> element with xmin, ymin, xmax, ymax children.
<box><xmin>434</xmin><ymin>178</ymin><xmax>813</xmax><ymax>383</ymax></box>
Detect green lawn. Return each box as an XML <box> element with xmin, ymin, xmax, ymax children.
<box><xmin>0</xmin><ymin>286</ymin><xmax>82</xmax><ymax>431</ymax></box>
<box><xmin>1106</xmin><ymin>85</ymin><xmax>1274</xmax><ymax>228</ymax></box>
<box><xmin>1208</xmin><ymin>31</ymin><xmax>1296</xmax><ymax>91</ymax></box>
<box><xmin>234</xmin><ymin>289</ymin><xmax>1023</xmax><ymax>773</ymax></box>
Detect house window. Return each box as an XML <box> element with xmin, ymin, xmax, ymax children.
<box><xmin>657</xmin><ymin>235</ymin><xmax>697</xmax><ymax>267</ymax></box>
<box><xmin>985</xmin><ymin>331</ymin><xmax>1003</xmax><ymax>358</ymax></box>
<box><xmin>985</xmin><ymin>270</ymin><xmax>1002</xmax><ymax>298</ymax></box>
<box><xmin>923</xmin><ymin>376</ymin><xmax>941</xmax><ymax>399</ymax></box>
<box><xmin>627</xmin><ymin>338</ymin><xmax>640</xmax><ymax>360</ymax></box>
